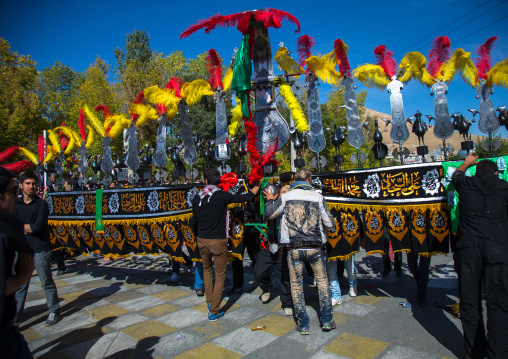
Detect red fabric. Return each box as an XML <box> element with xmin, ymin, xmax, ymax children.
<box><xmin>475</xmin><ymin>36</ymin><xmax>498</xmax><ymax>80</ymax></box>
<box><xmin>38</xmin><ymin>135</ymin><xmax>45</xmax><ymax>163</ymax></box>
<box><xmin>1</xmin><ymin>160</ymin><xmax>34</xmax><ymax>172</ymax></box>
<box><xmin>374</xmin><ymin>45</ymin><xmax>397</xmax><ymax>78</ymax></box>
<box><xmin>0</xmin><ymin>146</ymin><xmax>19</xmax><ymax>164</ymax></box>
<box><xmin>217</xmin><ymin>172</ymin><xmax>238</xmax><ymax>191</ymax></box>
<box><xmin>78</xmin><ymin>108</ymin><xmax>86</xmax><ymax>141</ymax></box>
<box><xmin>427</xmin><ymin>36</ymin><xmax>451</xmax><ymax>78</ymax></box>
<box><xmin>334</xmin><ymin>39</ymin><xmax>351</xmax><ymax>77</ymax></box>
<box><xmin>297</xmin><ymin>35</ymin><xmax>314</xmax><ymax>70</ymax></box>
<box><xmin>206</xmin><ymin>49</ymin><xmax>223</xmax><ymax>90</ymax></box>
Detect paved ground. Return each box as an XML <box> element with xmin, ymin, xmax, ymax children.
<box><xmin>21</xmin><ymin>249</ymin><xmax>465</xmax><ymax>359</ymax></box>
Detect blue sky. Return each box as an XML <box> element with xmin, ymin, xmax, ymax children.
<box><xmin>1</xmin><ymin>0</ymin><xmax>507</xmax><ymax>138</ymax></box>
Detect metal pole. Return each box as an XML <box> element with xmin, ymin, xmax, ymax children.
<box><xmin>290</xmin><ymin>113</ymin><xmax>296</xmax><ymax>172</ymax></box>
<box><xmin>43</xmin><ymin>130</ymin><xmax>47</xmax><ymax>188</ymax></box>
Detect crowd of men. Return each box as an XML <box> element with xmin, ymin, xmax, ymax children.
<box><xmin>1</xmin><ymin>153</ymin><xmax>507</xmax><ymax>358</ymax></box>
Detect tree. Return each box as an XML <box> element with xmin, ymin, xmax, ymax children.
<box><xmin>0</xmin><ymin>39</ymin><xmax>48</xmax><ymax>151</ymax></box>
<box><xmin>38</xmin><ymin>61</ymin><xmax>82</xmax><ymax>126</ymax></box>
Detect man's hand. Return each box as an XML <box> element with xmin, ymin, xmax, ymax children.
<box><xmin>24</xmin><ymin>224</ymin><xmax>33</xmax><ymax>235</ymax></box>
<box><xmin>250</xmin><ymin>179</ymin><xmax>262</xmax><ymax>195</ymax></box>
<box><xmin>457</xmin><ymin>153</ymin><xmax>479</xmax><ymax>173</ymax></box>
<box><xmin>263</xmin><ymin>188</ymin><xmax>279</xmax><ymax>201</ymax></box>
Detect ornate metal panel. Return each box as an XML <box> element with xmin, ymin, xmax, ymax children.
<box><xmin>388</xmin><ymin>77</ymin><xmax>409</xmax><ymax>144</ymax></box>
<box><xmin>154</xmin><ymin>115</ymin><xmax>168</xmax><ymax>168</ymax></box>
<box><xmin>431</xmin><ymin>81</ymin><xmax>454</xmax><ymax>139</ymax></box>
<box><xmin>100</xmin><ymin>136</ymin><xmax>114</xmax><ymax>174</ymax></box>
<box><xmin>341</xmin><ymin>76</ymin><xmax>365</xmax><ymax>148</ymax></box>
<box><xmin>178</xmin><ymin>101</ymin><xmax>198</xmax><ymax>165</ymax></box>
<box><xmin>477</xmin><ymin>80</ymin><xmax>500</xmax><ymax>134</ymax></box>
<box><xmin>125</xmin><ymin>123</ymin><xmax>141</xmax><ymax>171</ymax></box>
<box><xmin>306</xmin><ymin>74</ymin><xmax>326</xmax><ymax>153</ymax></box>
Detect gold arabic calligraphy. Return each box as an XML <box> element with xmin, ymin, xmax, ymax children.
<box><xmin>323</xmin><ymin>177</ymin><xmax>361</xmax><ymax>197</ymax></box>
<box><xmin>381</xmin><ymin>172</ymin><xmax>421</xmax><ymax>197</ymax></box>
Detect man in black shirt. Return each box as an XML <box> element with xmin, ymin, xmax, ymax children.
<box><xmin>14</xmin><ymin>172</ymin><xmax>61</xmax><ymax>327</ymax></box>
<box><xmin>0</xmin><ymin>167</ymin><xmax>34</xmax><ymax>358</ymax></box>
<box><xmin>452</xmin><ymin>153</ymin><xmax>508</xmax><ymax>359</ymax></box>
<box><xmin>191</xmin><ymin>169</ymin><xmax>260</xmax><ymax>321</ymax></box>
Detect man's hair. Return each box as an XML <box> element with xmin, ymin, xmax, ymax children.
<box><xmin>19</xmin><ymin>171</ymin><xmax>38</xmax><ymax>184</ymax></box>
<box><xmin>0</xmin><ymin>167</ymin><xmax>15</xmax><ymax>192</ymax></box>
<box><xmin>476</xmin><ymin>160</ymin><xmax>498</xmax><ymax>174</ymax></box>
<box><xmin>205</xmin><ymin>169</ymin><xmax>221</xmax><ymax>185</ymax></box>
<box><xmin>294</xmin><ymin>169</ymin><xmax>312</xmax><ymax>182</ymax></box>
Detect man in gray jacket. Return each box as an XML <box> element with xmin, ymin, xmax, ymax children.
<box><xmin>264</xmin><ymin>169</ymin><xmax>336</xmax><ymax>335</ymax></box>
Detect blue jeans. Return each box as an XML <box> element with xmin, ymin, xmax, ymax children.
<box><xmin>194</xmin><ymin>262</ymin><xmax>204</xmax><ymax>290</ymax></box>
<box><xmin>288</xmin><ymin>248</ymin><xmax>333</xmax><ymax>327</ymax></box>
<box><xmin>326</xmin><ymin>259</ymin><xmax>342</xmax><ymax>300</ymax></box>
<box><xmin>15</xmin><ymin>251</ymin><xmax>60</xmax><ymax>326</ymax></box>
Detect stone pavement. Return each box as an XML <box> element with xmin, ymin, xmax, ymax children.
<box><xmin>21</xmin><ymin>250</ymin><xmax>465</xmax><ymax>358</ymax></box>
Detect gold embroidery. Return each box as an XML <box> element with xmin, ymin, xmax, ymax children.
<box><xmin>411</xmin><ymin>209</ymin><xmax>427</xmax><ymax>245</ymax></box>
<box><xmin>121</xmin><ymin>193</ymin><xmax>146</xmax><ymax>213</ymax></box>
<box><xmin>430</xmin><ymin>209</ymin><xmax>449</xmax><ymax>243</ymax></box>
<box><xmin>229</xmin><ymin>218</ymin><xmax>244</xmax><ymax>249</ymax></box>
<box><xmin>341</xmin><ymin>212</ymin><xmax>360</xmax><ymax>246</ymax></box>
<box><xmin>381</xmin><ymin>172</ymin><xmax>421</xmax><ymax>197</ymax></box>
<box><xmin>164</xmin><ymin>223</ymin><xmax>180</xmax><ymax>252</ymax></box>
<box><xmin>326</xmin><ymin>216</ymin><xmax>342</xmax><ymax>248</ymax></box>
<box><xmin>364</xmin><ymin>210</ymin><xmax>384</xmax><ymax>243</ymax></box>
<box><xmin>181</xmin><ymin>224</ymin><xmax>197</xmax><ymax>252</ymax></box>
<box><xmin>159</xmin><ymin>190</ymin><xmax>186</xmax><ymax>212</ymax></box>
<box><xmin>386</xmin><ymin>210</ymin><xmax>408</xmax><ymax>241</ymax></box>
<box><xmin>92</xmin><ymin>224</ymin><xmax>105</xmax><ymax>249</ymax></box>
<box><xmin>322</xmin><ymin>177</ymin><xmax>361</xmax><ymax>197</ymax></box>
<box><xmin>85</xmin><ymin>195</ymin><xmax>95</xmax><ymax>213</ymax></box>
<box><xmin>53</xmin><ymin>196</ymin><xmax>74</xmax><ymax>214</ymax></box>
<box><xmin>123</xmin><ymin>224</ymin><xmax>139</xmax><ymax>249</ymax></box>
<box><xmin>138</xmin><ymin>226</ymin><xmax>152</xmax><ymax>251</ymax></box>
<box><xmin>151</xmin><ymin>223</ymin><xmax>166</xmax><ymax>249</ymax></box>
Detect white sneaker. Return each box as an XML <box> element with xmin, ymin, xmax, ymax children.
<box><xmin>261</xmin><ymin>291</ymin><xmax>270</xmax><ymax>303</ymax></box>
<box><xmin>332</xmin><ymin>298</ymin><xmax>343</xmax><ymax>306</ymax></box>
<box><xmin>283</xmin><ymin>307</ymin><xmax>293</xmax><ymax>316</ymax></box>
<box><xmin>349</xmin><ymin>287</ymin><xmax>357</xmax><ymax>297</ymax></box>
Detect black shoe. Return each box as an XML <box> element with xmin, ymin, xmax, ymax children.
<box><xmin>195</xmin><ymin>288</ymin><xmax>204</xmax><ymax>297</ymax></box>
<box><xmin>45</xmin><ymin>312</ymin><xmax>60</xmax><ymax>326</ymax></box>
<box><xmin>227</xmin><ymin>287</ymin><xmax>243</xmax><ymax>296</ymax></box>
<box><xmin>320</xmin><ymin>320</ymin><xmax>336</xmax><ymax>332</ymax></box>
<box><xmin>382</xmin><ymin>268</ymin><xmax>391</xmax><ymax>277</ymax></box>
<box><xmin>56</xmin><ymin>267</ymin><xmax>67</xmax><ymax>276</ymax></box>
<box><xmin>395</xmin><ymin>270</ymin><xmax>403</xmax><ymax>278</ymax></box>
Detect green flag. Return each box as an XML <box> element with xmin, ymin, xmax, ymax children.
<box><xmin>231</xmin><ymin>34</ymin><xmax>253</xmax><ymax>119</ymax></box>
<box><xmin>95</xmin><ymin>188</ymin><xmax>104</xmax><ymax>233</ymax></box>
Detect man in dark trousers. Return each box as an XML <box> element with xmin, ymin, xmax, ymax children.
<box><xmin>14</xmin><ymin>172</ymin><xmax>61</xmax><ymax>327</ymax></box>
<box><xmin>452</xmin><ymin>153</ymin><xmax>508</xmax><ymax>359</ymax></box>
<box><xmin>191</xmin><ymin>169</ymin><xmax>260</xmax><ymax>321</ymax></box>
<box><xmin>0</xmin><ymin>167</ymin><xmax>35</xmax><ymax>358</ymax></box>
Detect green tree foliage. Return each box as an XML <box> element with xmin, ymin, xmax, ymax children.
<box><xmin>0</xmin><ymin>39</ymin><xmax>48</xmax><ymax>151</ymax></box>
<box><xmin>474</xmin><ymin>134</ymin><xmax>508</xmax><ymax>159</ymax></box>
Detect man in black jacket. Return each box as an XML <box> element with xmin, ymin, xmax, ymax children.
<box><xmin>452</xmin><ymin>153</ymin><xmax>508</xmax><ymax>359</ymax></box>
<box><xmin>0</xmin><ymin>167</ymin><xmax>35</xmax><ymax>358</ymax></box>
<box><xmin>14</xmin><ymin>172</ymin><xmax>61</xmax><ymax>327</ymax></box>
<box><xmin>191</xmin><ymin>169</ymin><xmax>260</xmax><ymax>321</ymax></box>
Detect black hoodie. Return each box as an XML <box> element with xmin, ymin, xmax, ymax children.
<box><xmin>0</xmin><ymin>212</ymin><xmax>33</xmax><ymax>325</ymax></box>
<box><xmin>452</xmin><ymin>169</ymin><xmax>508</xmax><ymax>243</ymax></box>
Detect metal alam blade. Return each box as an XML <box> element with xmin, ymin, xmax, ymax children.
<box><xmin>388</xmin><ymin>77</ymin><xmax>409</xmax><ymax>144</ymax></box>
<box><xmin>310</xmin><ymin>156</ymin><xmax>327</xmax><ymax>169</ymax></box>
<box><xmin>341</xmin><ymin>76</ymin><xmax>364</xmax><ymax>148</ymax></box>
<box><xmin>125</xmin><ymin>124</ymin><xmax>140</xmax><ymax>171</ymax></box>
<box><xmin>154</xmin><ymin>115</ymin><xmax>168</xmax><ymax>168</ymax></box>
<box><xmin>350</xmin><ymin>151</ymin><xmax>367</xmax><ymax>164</ymax></box>
<box><xmin>477</xmin><ymin>81</ymin><xmax>500</xmax><ymax>135</ymax></box>
<box><xmin>431</xmin><ymin>81</ymin><xmax>454</xmax><ymax>140</ymax></box>
<box><xmin>307</xmin><ymin>74</ymin><xmax>326</xmax><ymax>153</ymax></box>
<box><xmin>215</xmin><ymin>91</ymin><xmax>228</xmax><ymax>145</ymax></box>
<box><xmin>179</xmin><ymin>102</ymin><xmax>198</xmax><ymax>166</ymax></box>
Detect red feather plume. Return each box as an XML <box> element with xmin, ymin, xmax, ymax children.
<box><xmin>427</xmin><ymin>36</ymin><xmax>451</xmax><ymax>77</ymax></box>
<box><xmin>374</xmin><ymin>45</ymin><xmax>397</xmax><ymax>78</ymax></box>
<box><xmin>132</xmin><ymin>91</ymin><xmax>145</xmax><ymax>104</ymax></box>
<box><xmin>95</xmin><ymin>105</ymin><xmax>111</xmax><ymax>120</ymax></box>
<box><xmin>475</xmin><ymin>36</ymin><xmax>498</xmax><ymax>80</ymax></box>
<box><xmin>60</xmin><ymin>121</ymin><xmax>69</xmax><ymax>150</ymax></box>
<box><xmin>179</xmin><ymin>8</ymin><xmax>300</xmax><ymax>38</ymax></box>
<box><xmin>38</xmin><ymin>134</ymin><xmax>45</xmax><ymax>163</ymax></box>
<box><xmin>165</xmin><ymin>77</ymin><xmax>183</xmax><ymax>97</ymax></box>
<box><xmin>297</xmin><ymin>35</ymin><xmax>315</xmax><ymax>69</ymax></box>
<box><xmin>206</xmin><ymin>49</ymin><xmax>223</xmax><ymax>90</ymax></box>
<box><xmin>0</xmin><ymin>146</ymin><xmax>20</xmax><ymax>164</ymax></box>
<box><xmin>334</xmin><ymin>39</ymin><xmax>351</xmax><ymax>76</ymax></box>
<box><xmin>1</xmin><ymin>160</ymin><xmax>34</xmax><ymax>172</ymax></box>
<box><xmin>156</xmin><ymin>104</ymin><xmax>166</xmax><ymax>115</ymax></box>
<box><xmin>78</xmin><ymin>108</ymin><xmax>86</xmax><ymax>142</ymax></box>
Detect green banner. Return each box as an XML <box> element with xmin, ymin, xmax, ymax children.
<box><xmin>95</xmin><ymin>188</ymin><xmax>104</xmax><ymax>233</ymax></box>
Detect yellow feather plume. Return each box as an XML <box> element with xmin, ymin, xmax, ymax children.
<box><xmin>305</xmin><ymin>51</ymin><xmax>341</xmax><ymax>85</ymax></box>
<box><xmin>278</xmin><ymin>80</ymin><xmax>309</xmax><ymax>132</ymax></box>
<box><xmin>486</xmin><ymin>59</ymin><xmax>508</xmax><ymax>88</ymax></box>
<box><xmin>104</xmin><ymin>114</ymin><xmax>130</xmax><ymax>140</ymax></box>
<box><xmin>53</xmin><ymin>126</ymin><xmax>77</xmax><ymax>155</ymax></box>
<box><xmin>398</xmin><ymin>51</ymin><xmax>434</xmax><ymax>87</ymax></box>
<box><xmin>43</xmin><ymin>146</ymin><xmax>55</xmax><ymax>164</ymax></box>
<box><xmin>274</xmin><ymin>46</ymin><xmax>303</xmax><ymax>77</ymax></box>
<box><xmin>18</xmin><ymin>147</ymin><xmax>38</xmax><ymax>165</ymax></box>
<box><xmin>222</xmin><ymin>66</ymin><xmax>234</xmax><ymax>92</ymax></box>
<box><xmin>143</xmin><ymin>85</ymin><xmax>179</xmax><ymax>118</ymax></box>
<box><xmin>47</xmin><ymin>130</ymin><xmax>61</xmax><ymax>154</ymax></box>
<box><xmin>438</xmin><ymin>49</ymin><xmax>478</xmax><ymax>87</ymax></box>
<box><xmin>181</xmin><ymin>79</ymin><xmax>214</xmax><ymax>106</ymax></box>
<box><xmin>85</xmin><ymin>125</ymin><xmax>95</xmax><ymax>149</ymax></box>
<box><xmin>129</xmin><ymin>103</ymin><xmax>158</xmax><ymax>127</ymax></box>
<box><xmin>83</xmin><ymin>105</ymin><xmax>106</xmax><ymax>138</ymax></box>
<box><xmin>228</xmin><ymin>97</ymin><xmax>243</xmax><ymax>137</ymax></box>
<box><xmin>353</xmin><ymin>64</ymin><xmax>390</xmax><ymax>89</ymax></box>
